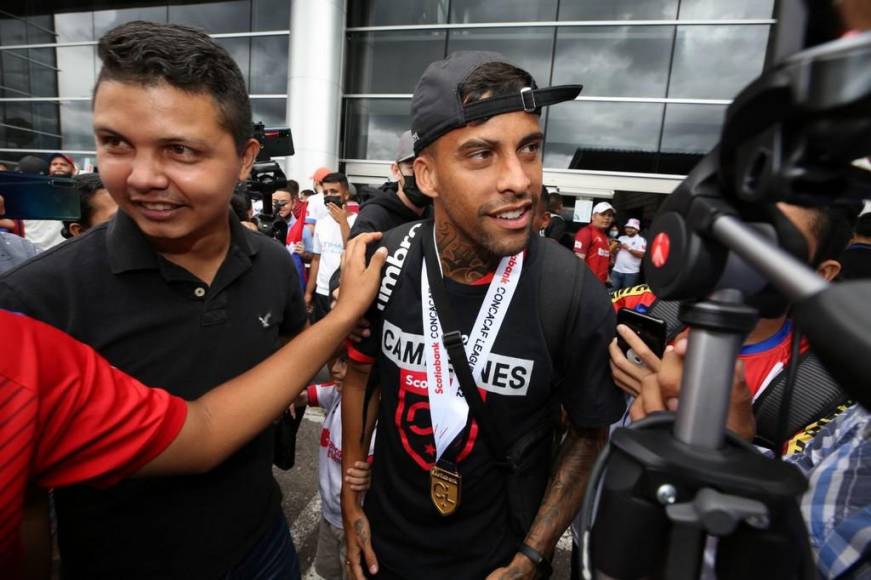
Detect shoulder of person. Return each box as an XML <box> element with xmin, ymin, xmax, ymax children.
<box><xmin>0</xmin><ymin>222</ymin><xmax>107</xmax><ymax>285</ymax></box>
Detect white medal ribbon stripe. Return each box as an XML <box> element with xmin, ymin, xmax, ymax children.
<box><xmin>421</xmin><ymin>246</ymin><xmax>524</xmax><ymax>462</ymax></box>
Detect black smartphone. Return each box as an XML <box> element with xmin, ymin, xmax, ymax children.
<box><xmin>616</xmin><ymin>308</ymin><xmax>667</xmax><ymax>366</ymax></box>
<box><xmin>323</xmin><ymin>195</ymin><xmax>343</xmax><ymax>207</ymax></box>
<box><xmin>0</xmin><ymin>171</ymin><xmax>80</xmax><ymax>220</ymax></box>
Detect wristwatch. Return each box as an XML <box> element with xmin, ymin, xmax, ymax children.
<box><xmin>518</xmin><ymin>543</ymin><xmax>553</xmax><ymax>578</ymax></box>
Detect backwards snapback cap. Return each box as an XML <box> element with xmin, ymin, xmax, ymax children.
<box><xmin>411</xmin><ymin>51</ymin><xmax>582</xmax><ymax>155</ymax></box>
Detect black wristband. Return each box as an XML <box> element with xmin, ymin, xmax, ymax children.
<box><xmin>517</xmin><ymin>543</ymin><xmax>553</xmax><ymax>578</ymax></box>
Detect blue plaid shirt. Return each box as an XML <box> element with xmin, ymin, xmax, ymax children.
<box><xmin>788</xmin><ymin>404</ymin><xmax>871</xmax><ymax>578</ymax></box>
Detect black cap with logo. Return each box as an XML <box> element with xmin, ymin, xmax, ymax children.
<box><xmin>410</xmin><ymin>51</ymin><xmax>582</xmax><ymax>155</ymax></box>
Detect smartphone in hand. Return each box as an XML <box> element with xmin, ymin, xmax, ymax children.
<box><xmin>616</xmin><ymin>308</ymin><xmax>667</xmax><ymax>367</ymax></box>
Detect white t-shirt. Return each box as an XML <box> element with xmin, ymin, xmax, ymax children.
<box><xmin>22</xmin><ymin>220</ymin><xmax>65</xmax><ymax>251</ymax></box>
<box><xmin>307</xmin><ymin>382</ymin><xmax>375</xmax><ymax>529</ymax></box>
<box><xmin>312</xmin><ymin>213</ymin><xmax>356</xmax><ymax>296</ymax></box>
<box><xmin>306</xmin><ymin>192</ymin><xmax>328</xmax><ymax>224</ymax></box>
<box><xmin>613</xmin><ymin>234</ymin><xmax>647</xmax><ymax>274</ymax></box>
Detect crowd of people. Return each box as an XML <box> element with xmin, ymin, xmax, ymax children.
<box><xmin>0</xmin><ymin>15</ymin><xmax>869</xmax><ymax>580</ymax></box>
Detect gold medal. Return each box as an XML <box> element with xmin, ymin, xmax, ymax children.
<box><xmin>430</xmin><ymin>463</ymin><xmax>462</xmax><ymax>516</ymax></box>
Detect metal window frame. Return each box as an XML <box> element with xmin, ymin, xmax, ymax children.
<box><xmin>0</xmin><ymin>123</ymin><xmax>63</xmax><ymax>139</ymax></box>
<box><xmin>0</xmin><ymin>30</ymin><xmax>290</xmax><ymax>52</ymax></box>
<box><xmin>346</xmin><ymin>19</ymin><xmax>775</xmax><ymax>33</ymax></box>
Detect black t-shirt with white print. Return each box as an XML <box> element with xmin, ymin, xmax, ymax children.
<box><xmin>348</xmin><ymin>220</ymin><xmax>624</xmax><ymax>579</ymax></box>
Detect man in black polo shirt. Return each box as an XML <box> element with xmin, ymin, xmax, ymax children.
<box><xmin>0</xmin><ymin>21</ymin><xmax>306</xmax><ymax>579</ymax></box>
<box><xmin>349</xmin><ymin>130</ymin><xmax>432</xmax><ymax>239</ymax></box>
<box><xmin>340</xmin><ymin>52</ymin><xmax>625</xmax><ymax>580</ymax></box>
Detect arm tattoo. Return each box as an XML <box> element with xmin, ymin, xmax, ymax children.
<box><xmin>435</xmin><ymin>220</ymin><xmax>499</xmax><ymax>284</ymax></box>
<box><xmin>353</xmin><ymin>517</ymin><xmax>370</xmax><ymax>546</ymax></box>
<box><xmin>524</xmin><ymin>425</ymin><xmax>608</xmax><ymax>556</ymax></box>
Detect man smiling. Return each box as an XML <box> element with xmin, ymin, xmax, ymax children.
<box><xmin>341</xmin><ymin>52</ymin><xmax>624</xmax><ymax>580</ymax></box>
<box><xmin>0</xmin><ymin>21</ymin><xmax>306</xmax><ymax>578</ymax></box>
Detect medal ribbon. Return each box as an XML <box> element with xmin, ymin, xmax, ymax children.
<box><xmin>421</xmin><ymin>232</ymin><xmax>523</xmax><ymax>462</ymax></box>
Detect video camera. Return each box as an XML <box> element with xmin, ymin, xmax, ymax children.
<box><xmin>580</xmin><ymin>3</ymin><xmax>871</xmax><ymax>579</ymax></box>
<box><xmin>238</xmin><ymin>122</ymin><xmax>295</xmax><ymax>241</ymax></box>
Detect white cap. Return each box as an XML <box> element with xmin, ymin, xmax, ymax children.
<box><xmin>625</xmin><ymin>218</ymin><xmax>641</xmax><ymax>230</ymax></box>
<box><xmin>592</xmin><ymin>201</ymin><xmax>615</xmax><ymax>215</ymax></box>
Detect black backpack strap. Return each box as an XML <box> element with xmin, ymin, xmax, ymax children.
<box><xmin>421</xmin><ymin>223</ymin><xmax>510</xmax><ymax>464</ymax></box>
<box><xmin>646</xmin><ymin>298</ymin><xmax>684</xmax><ymax>342</ymax></box>
<box><xmin>752</xmin><ymin>351</ymin><xmax>849</xmax><ymax>450</ymax></box>
<box><xmin>537</xmin><ymin>239</ymin><xmax>584</xmax><ymax>375</ymax></box>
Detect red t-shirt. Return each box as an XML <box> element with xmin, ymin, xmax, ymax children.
<box><xmin>574</xmin><ymin>224</ymin><xmax>611</xmax><ymax>283</ymax></box>
<box><xmin>0</xmin><ymin>310</ymin><xmax>187</xmax><ymax>576</ymax></box>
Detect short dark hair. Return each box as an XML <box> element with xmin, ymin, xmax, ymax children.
<box><xmin>459</xmin><ymin>62</ymin><xmax>537</xmax><ymax>106</ymax></box>
<box><xmin>285</xmin><ymin>179</ymin><xmax>300</xmax><ymax>196</ymax></box>
<box><xmin>61</xmin><ymin>173</ymin><xmax>106</xmax><ymax>237</ymax></box>
<box><xmin>95</xmin><ymin>21</ymin><xmax>252</xmax><ymax>154</ymax></box>
<box><xmin>547</xmin><ymin>193</ymin><xmax>564</xmax><ymax>213</ymax></box>
<box><xmin>230</xmin><ymin>191</ymin><xmax>252</xmax><ymax>223</ymax></box>
<box><xmin>809</xmin><ymin>205</ymin><xmax>861</xmax><ymax>265</ymax></box>
<box><xmin>301</xmin><ymin>189</ymin><xmax>316</xmax><ymax>198</ymax></box>
<box><xmin>321</xmin><ymin>172</ymin><xmax>349</xmax><ymax>190</ymax></box>
<box><xmin>855</xmin><ymin>212</ymin><xmax>871</xmax><ymax>237</ymax></box>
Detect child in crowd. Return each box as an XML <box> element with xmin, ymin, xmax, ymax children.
<box><xmin>297</xmin><ymin>353</ymin><xmax>374</xmax><ymax>579</ymax></box>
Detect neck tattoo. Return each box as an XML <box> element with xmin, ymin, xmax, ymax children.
<box><xmin>435</xmin><ymin>221</ymin><xmax>498</xmax><ymax>284</ymax></box>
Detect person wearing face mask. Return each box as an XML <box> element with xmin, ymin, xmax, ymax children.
<box><xmin>348</xmin><ymin>130</ymin><xmax>433</xmax><ymax>240</ymax></box>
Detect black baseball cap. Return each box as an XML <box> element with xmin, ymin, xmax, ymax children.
<box><xmin>410</xmin><ymin>51</ymin><xmax>582</xmax><ymax>155</ymax></box>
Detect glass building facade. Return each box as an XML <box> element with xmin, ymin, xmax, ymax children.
<box><xmin>1</xmin><ymin>0</ymin><xmax>775</xmax><ymax>200</ymax></box>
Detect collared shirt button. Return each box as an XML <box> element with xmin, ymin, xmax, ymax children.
<box><xmin>194</xmin><ymin>287</ymin><xmax>206</xmax><ymax>298</ymax></box>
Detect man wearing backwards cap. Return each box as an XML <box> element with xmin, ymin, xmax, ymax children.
<box><xmin>574</xmin><ymin>201</ymin><xmax>615</xmax><ymax>285</ymax></box>
<box><xmin>611</xmin><ymin>217</ymin><xmax>647</xmax><ymax>291</ymax></box>
<box><xmin>341</xmin><ymin>51</ymin><xmax>625</xmax><ymax>580</ymax></box>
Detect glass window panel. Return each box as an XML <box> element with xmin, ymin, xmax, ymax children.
<box><xmin>660</xmin><ymin>103</ymin><xmax>725</xmax><ymax>154</ymax></box>
<box><xmin>447</xmin><ymin>28</ymin><xmax>554</xmax><ymax>88</ymax></box>
<box><xmin>343</xmin><ymin>98</ymin><xmax>411</xmax><ymax>160</ymax></box>
<box><xmin>94</xmin><ymin>6</ymin><xmax>169</xmax><ymax>38</ymax></box>
<box><xmin>679</xmin><ymin>0</ymin><xmax>775</xmax><ymax>19</ymax></box>
<box><xmin>1</xmin><ymin>51</ymin><xmax>29</xmax><ymax>97</ymax></box>
<box><xmin>215</xmin><ymin>37</ymin><xmax>251</xmax><ymax>91</ymax></box>
<box><xmin>253</xmin><ymin>0</ymin><xmax>289</xmax><ymax>31</ymax></box>
<box><xmin>59</xmin><ymin>100</ymin><xmax>95</xmax><ymax>151</ymax></box>
<box><xmin>32</xmin><ymin>101</ymin><xmax>61</xmax><ymax>138</ymax></box>
<box><xmin>25</xmin><ymin>14</ymin><xmax>56</xmax><ymax>44</ymax></box>
<box><xmin>346</xmin><ymin>30</ymin><xmax>446</xmax><ymax>94</ymax></box>
<box><xmin>1</xmin><ymin>102</ymin><xmax>35</xmax><ymax>149</ymax></box>
<box><xmin>0</xmin><ymin>15</ymin><xmax>27</xmax><ymax>46</ymax></box>
<box><xmin>669</xmin><ymin>25</ymin><xmax>769</xmax><ymax>99</ymax></box>
<box><xmin>250</xmin><ymin>35</ymin><xmax>288</xmax><ymax>94</ymax></box>
<box><xmin>169</xmin><ymin>1</ymin><xmax>251</xmax><ymax>34</ymax></box>
<box><xmin>54</xmin><ymin>11</ymin><xmax>94</xmax><ymax>42</ymax></box>
<box><xmin>57</xmin><ymin>45</ymin><xmax>96</xmax><ymax>98</ymax></box>
<box><xmin>552</xmin><ymin>26</ymin><xmax>673</xmax><ymax>98</ymax></box>
<box><xmin>543</xmin><ymin>101</ymin><xmax>663</xmax><ymax>170</ymax></box>
<box><xmin>558</xmin><ymin>0</ymin><xmax>678</xmax><ymax>20</ymax></box>
<box><xmin>28</xmin><ymin>48</ymin><xmax>58</xmax><ymax>98</ymax></box>
<box><xmin>251</xmin><ymin>98</ymin><xmax>286</xmax><ymax>127</ymax></box>
<box><xmin>449</xmin><ymin>0</ymin><xmax>557</xmax><ymax>24</ymax></box>
<box><xmin>348</xmin><ymin>0</ymin><xmax>448</xmax><ymax>27</ymax></box>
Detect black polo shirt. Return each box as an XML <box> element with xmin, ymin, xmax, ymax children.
<box><xmin>0</xmin><ymin>210</ymin><xmax>306</xmax><ymax>579</ymax></box>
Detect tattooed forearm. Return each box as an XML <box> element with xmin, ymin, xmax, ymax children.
<box><xmin>353</xmin><ymin>518</ymin><xmax>370</xmax><ymax>545</ymax></box>
<box><xmin>524</xmin><ymin>425</ymin><xmax>608</xmax><ymax>555</ymax></box>
<box><xmin>436</xmin><ymin>220</ymin><xmax>499</xmax><ymax>283</ymax></box>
